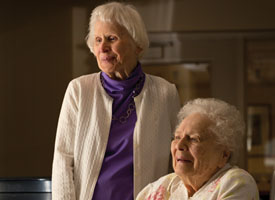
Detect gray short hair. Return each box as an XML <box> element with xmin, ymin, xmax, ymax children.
<box><xmin>177</xmin><ymin>98</ymin><xmax>245</xmax><ymax>165</ymax></box>
<box><xmin>86</xmin><ymin>1</ymin><xmax>149</xmax><ymax>59</ymax></box>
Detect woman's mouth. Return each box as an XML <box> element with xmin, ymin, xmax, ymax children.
<box><xmin>101</xmin><ymin>56</ymin><xmax>116</xmax><ymax>62</ymax></box>
<box><xmin>176</xmin><ymin>157</ymin><xmax>192</xmax><ymax>163</ymax></box>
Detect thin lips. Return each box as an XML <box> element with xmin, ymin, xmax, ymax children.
<box><xmin>101</xmin><ymin>56</ymin><xmax>115</xmax><ymax>61</ymax></box>
<box><xmin>176</xmin><ymin>156</ymin><xmax>192</xmax><ymax>162</ymax></box>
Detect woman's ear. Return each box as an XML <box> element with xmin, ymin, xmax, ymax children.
<box><xmin>136</xmin><ymin>46</ymin><xmax>142</xmax><ymax>55</ymax></box>
<box><xmin>218</xmin><ymin>150</ymin><xmax>231</xmax><ymax>168</ymax></box>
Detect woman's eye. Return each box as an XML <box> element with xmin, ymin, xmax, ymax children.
<box><xmin>173</xmin><ymin>136</ymin><xmax>181</xmax><ymax>140</ymax></box>
<box><xmin>95</xmin><ymin>37</ymin><xmax>102</xmax><ymax>43</ymax></box>
<box><xmin>190</xmin><ymin>137</ymin><xmax>199</xmax><ymax>142</ymax></box>
<box><xmin>108</xmin><ymin>36</ymin><xmax>117</xmax><ymax>41</ymax></box>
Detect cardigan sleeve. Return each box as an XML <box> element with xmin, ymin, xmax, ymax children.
<box><xmin>169</xmin><ymin>84</ymin><xmax>181</xmax><ymax>134</ymax></box>
<box><xmin>167</xmin><ymin>84</ymin><xmax>181</xmax><ymax>173</ymax></box>
<box><xmin>52</xmin><ymin>80</ymin><xmax>78</xmax><ymax>200</ymax></box>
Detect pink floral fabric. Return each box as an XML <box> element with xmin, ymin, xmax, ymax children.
<box><xmin>136</xmin><ymin>164</ymin><xmax>259</xmax><ymax>200</ymax></box>
<box><xmin>146</xmin><ymin>186</ymin><xmax>166</xmax><ymax>200</ymax></box>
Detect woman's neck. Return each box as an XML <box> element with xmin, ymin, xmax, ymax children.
<box><xmin>183</xmin><ymin>178</ymin><xmax>204</xmax><ymax>197</ymax></box>
<box><xmin>106</xmin><ymin>61</ymin><xmax>139</xmax><ymax>80</ymax></box>
<box><xmin>181</xmin><ymin>171</ymin><xmax>217</xmax><ymax>197</ymax></box>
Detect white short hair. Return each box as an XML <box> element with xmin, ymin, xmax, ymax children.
<box><xmin>177</xmin><ymin>98</ymin><xmax>245</xmax><ymax>165</ymax></box>
<box><xmin>86</xmin><ymin>1</ymin><xmax>149</xmax><ymax>59</ymax></box>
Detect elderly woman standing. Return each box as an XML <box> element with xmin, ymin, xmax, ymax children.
<box><xmin>52</xmin><ymin>2</ymin><xmax>180</xmax><ymax>200</ymax></box>
<box><xmin>137</xmin><ymin>98</ymin><xmax>259</xmax><ymax>200</ymax></box>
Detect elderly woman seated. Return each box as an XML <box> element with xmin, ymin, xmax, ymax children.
<box><xmin>136</xmin><ymin>98</ymin><xmax>259</xmax><ymax>200</ymax></box>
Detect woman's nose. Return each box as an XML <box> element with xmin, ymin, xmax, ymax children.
<box><xmin>99</xmin><ymin>40</ymin><xmax>110</xmax><ymax>52</ymax></box>
<box><xmin>176</xmin><ymin>138</ymin><xmax>188</xmax><ymax>151</ymax></box>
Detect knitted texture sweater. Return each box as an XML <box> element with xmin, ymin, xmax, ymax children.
<box><xmin>52</xmin><ymin>72</ymin><xmax>180</xmax><ymax>200</ymax></box>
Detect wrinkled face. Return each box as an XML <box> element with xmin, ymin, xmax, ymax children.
<box><xmin>93</xmin><ymin>20</ymin><xmax>140</xmax><ymax>80</ymax></box>
<box><xmin>171</xmin><ymin>113</ymin><xmax>229</xmax><ymax>182</ymax></box>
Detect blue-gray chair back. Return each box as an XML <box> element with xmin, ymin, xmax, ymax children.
<box><xmin>0</xmin><ymin>178</ymin><xmax>51</xmax><ymax>200</ymax></box>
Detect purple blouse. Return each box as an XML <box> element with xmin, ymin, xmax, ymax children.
<box><xmin>92</xmin><ymin>63</ymin><xmax>145</xmax><ymax>200</ymax></box>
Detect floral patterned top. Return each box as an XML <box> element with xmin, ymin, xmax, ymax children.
<box><xmin>136</xmin><ymin>164</ymin><xmax>259</xmax><ymax>200</ymax></box>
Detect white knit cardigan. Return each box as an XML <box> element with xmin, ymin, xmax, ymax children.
<box><xmin>52</xmin><ymin>72</ymin><xmax>180</xmax><ymax>200</ymax></box>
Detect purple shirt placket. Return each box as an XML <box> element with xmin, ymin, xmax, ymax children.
<box><xmin>92</xmin><ymin>64</ymin><xmax>145</xmax><ymax>200</ymax></box>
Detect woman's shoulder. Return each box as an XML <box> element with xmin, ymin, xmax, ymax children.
<box><xmin>155</xmin><ymin>173</ymin><xmax>179</xmax><ymax>185</ymax></box>
<box><xmin>63</xmin><ymin>73</ymin><xmax>101</xmax><ymax>97</ymax></box>
<box><xmin>217</xmin><ymin>165</ymin><xmax>259</xmax><ymax>198</ymax></box>
<box><xmin>222</xmin><ymin>166</ymin><xmax>259</xmax><ymax>191</ymax></box>
<box><xmin>195</xmin><ymin>165</ymin><xmax>259</xmax><ymax>199</ymax></box>
<box><xmin>66</xmin><ymin>73</ymin><xmax>100</xmax><ymax>91</ymax></box>
<box><xmin>143</xmin><ymin>173</ymin><xmax>178</xmax><ymax>188</ymax></box>
<box><xmin>223</xmin><ymin>166</ymin><xmax>257</xmax><ymax>182</ymax></box>
<box><xmin>136</xmin><ymin>173</ymin><xmax>180</xmax><ymax>200</ymax></box>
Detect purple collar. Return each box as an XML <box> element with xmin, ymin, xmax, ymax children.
<box><xmin>100</xmin><ymin>63</ymin><xmax>145</xmax><ymax>99</ymax></box>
